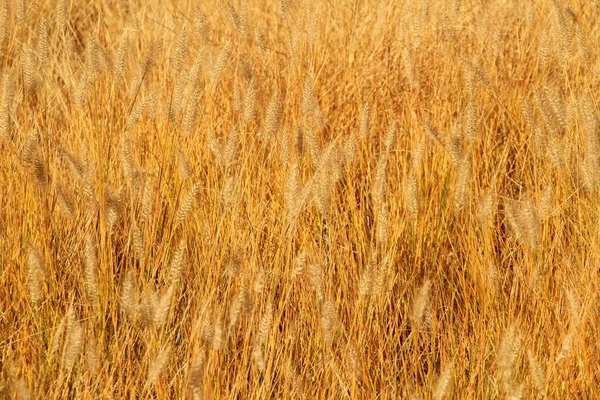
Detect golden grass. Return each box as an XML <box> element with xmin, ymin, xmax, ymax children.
<box><xmin>1</xmin><ymin>0</ymin><xmax>600</xmax><ymax>398</ymax></box>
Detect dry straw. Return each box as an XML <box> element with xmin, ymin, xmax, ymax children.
<box><xmin>3</xmin><ymin>0</ymin><xmax>600</xmax><ymax>397</ymax></box>
<box><xmin>347</xmin><ymin>342</ymin><xmax>362</xmax><ymax>380</ymax></box>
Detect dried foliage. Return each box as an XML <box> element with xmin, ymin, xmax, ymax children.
<box><xmin>1</xmin><ymin>0</ymin><xmax>600</xmax><ymax>398</ymax></box>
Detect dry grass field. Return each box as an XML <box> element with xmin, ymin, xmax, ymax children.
<box><xmin>1</xmin><ymin>0</ymin><xmax>600</xmax><ymax>398</ymax></box>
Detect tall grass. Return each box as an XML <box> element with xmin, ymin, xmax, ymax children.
<box><xmin>1</xmin><ymin>0</ymin><xmax>600</xmax><ymax>398</ymax></box>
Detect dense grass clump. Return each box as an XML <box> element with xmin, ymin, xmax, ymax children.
<box><xmin>1</xmin><ymin>0</ymin><xmax>600</xmax><ymax>398</ymax></box>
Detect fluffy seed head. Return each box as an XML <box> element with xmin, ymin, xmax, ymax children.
<box><xmin>0</xmin><ymin>3</ymin><xmax>9</xmax><ymax>47</ymax></box>
<box><xmin>83</xmin><ymin>235</ymin><xmax>99</xmax><ymax>304</ymax></box>
<box><xmin>539</xmin><ymin>186</ymin><xmax>553</xmax><ymax>221</ymax></box>
<box><xmin>0</xmin><ymin>74</ymin><xmax>14</xmax><ymax>140</ymax></box>
<box><xmin>176</xmin><ymin>182</ymin><xmax>200</xmax><ymax>223</ymax></box>
<box><xmin>383</xmin><ymin>120</ymin><xmax>397</xmax><ymax>152</ymax></box>
<box><xmin>207</xmin><ymin>128</ymin><xmax>223</xmax><ymax>164</ymax></box>
<box><xmin>360</xmin><ymin>103</ymin><xmax>370</xmax><ymax>139</ymax></box>
<box><xmin>127</xmin><ymin>97</ymin><xmax>147</xmax><ymax>130</ymax></box>
<box><xmin>173</xmin><ymin>27</ymin><xmax>188</xmax><ymax>71</ymax></box>
<box><xmin>257</xmin><ymin>303</ymin><xmax>274</xmax><ymax>345</ymax></box>
<box><xmin>153</xmin><ymin>285</ymin><xmax>175</xmax><ymax>328</ymax></box>
<box><xmin>464</xmin><ymin>99</ymin><xmax>477</xmax><ymax>144</ymax></box>
<box><xmin>131</xmin><ymin>219</ymin><xmax>145</xmax><ymax>266</ymax></box>
<box><xmin>477</xmin><ymin>187</ymin><xmax>496</xmax><ymax>230</ymax></box>
<box><xmin>27</xmin><ymin>244</ymin><xmax>45</xmax><ymax>305</ymax></box>
<box><xmin>504</xmin><ymin>195</ymin><xmax>540</xmax><ymax>249</ymax></box>
<box><xmin>212</xmin><ymin>314</ymin><xmax>224</xmax><ymax>350</ymax></box>
<box><xmin>454</xmin><ymin>154</ymin><xmax>471</xmax><ymax>211</ymax></box>
<box><xmin>210</xmin><ymin>42</ymin><xmax>230</xmax><ymax>89</ymax></box>
<box><xmin>169</xmin><ymin>239</ymin><xmax>186</xmax><ymax>286</ymax></box>
<box><xmin>406</xmin><ymin>170</ymin><xmax>419</xmax><ymax>220</ymax></box>
<box><xmin>22</xmin><ymin>47</ymin><xmax>37</xmax><ymax>96</ymax></box>
<box><xmin>263</xmin><ymin>91</ymin><xmax>282</xmax><ymax>143</ymax></box>
<box><xmin>120</xmin><ymin>270</ymin><xmax>137</xmax><ymax>319</ymax></box>
<box><xmin>358</xmin><ymin>262</ymin><xmax>373</xmax><ymax>297</ymax></box>
<box><xmin>410</xmin><ymin>278</ymin><xmax>431</xmax><ymax>325</ymax></box>
<box><xmin>228</xmin><ymin>284</ymin><xmax>250</xmax><ymax>331</ymax></box>
<box><xmin>223</xmin><ymin>127</ymin><xmax>239</xmax><ymax>166</ymax></box>
<box><xmin>178</xmin><ymin>150</ymin><xmax>192</xmax><ymax>180</ymax></box>
<box><xmin>141</xmin><ymin>176</ymin><xmax>153</xmax><ymax>221</ymax></box>
<box><xmin>243</xmin><ymin>79</ymin><xmax>257</xmax><ymax>124</ymax></box>
<box><xmin>320</xmin><ymin>300</ymin><xmax>336</xmax><ymax>345</ymax></box>
<box><xmin>50</xmin><ymin>314</ymin><xmax>68</xmax><ymax>357</ymax></box>
<box><xmin>147</xmin><ymin>344</ymin><xmax>172</xmax><ymax>385</ymax></box>
<box><xmin>433</xmin><ymin>364</ymin><xmax>453</xmax><ymax>400</ymax></box>
<box><xmin>114</xmin><ymin>35</ymin><xmax>128</xmax><ymax>81</ymax></box>
<box><xmin>86</xmin><ymin>334</ymin><xmax>99</xmax><ymax>374</ymax></box>
<box><xmin>194</xmin><ymin>9</ymin><xmax>208</xmax><ymax>44</ymax></box>
<box><xmin>63</xmin><ymin>307</ymin><xmax>83</xmax><ymax>369</ymax></box>
<box><xmin>376</xmin><ymin>203</ymin><xmax>389</xmax><ymax>247</ymax></box>
<box><xmin>527</xmin><ymin>349</ymin><xmax>545</xmax><ymax>391</ymax></box>
<box><xmin>37</xmin><ymin>19</ymin><xmax>50</xmax><ymax>66</ymax></box>
<box><xmin>498</xmin><ymin>323</ymin><xmax>521</xmax><ymax>393</ymax></box>
<box><xmin>252</xmin><ymin>344</ymin><xmax>266</xmax><ymax>371</ymax></box>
